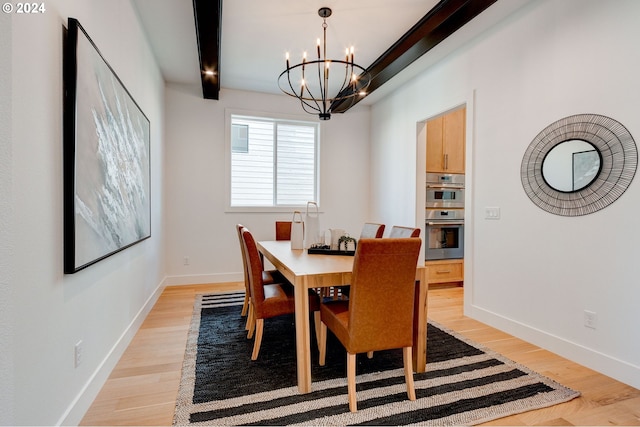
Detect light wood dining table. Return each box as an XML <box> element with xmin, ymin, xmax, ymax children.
<box><xmin>257</xmin><ymin>240</ymin><xmax>429</xmax><ymax>394</ymax></box>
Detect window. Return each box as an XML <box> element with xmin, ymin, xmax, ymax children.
<box><xmin>228</xmin><ymin>113</ymin><xmax>319</xmax><ymax>208</ymax></box>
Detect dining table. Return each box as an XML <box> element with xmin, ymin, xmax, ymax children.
<box><xmin>257</xmin><ymin>240</ymin><xmax>429</xmax><ymax>394</ymax></box>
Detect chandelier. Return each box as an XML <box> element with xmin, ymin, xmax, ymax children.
<box><xmin>278</xmin><ymin>7</ymin><xmax>372</xmax><ymax>120</ymax></box>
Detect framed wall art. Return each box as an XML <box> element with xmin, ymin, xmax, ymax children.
<box><xmin>64</xmin><ymin>18</ymin><xmax>151</xmax><ymax>273</ymax></box>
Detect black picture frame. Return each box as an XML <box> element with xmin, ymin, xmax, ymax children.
<box><xmin>64</xmin><ymin>18</ymin><xmax>151</xmax><ymax>273</ymax></box>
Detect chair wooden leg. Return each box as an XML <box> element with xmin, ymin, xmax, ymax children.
<box><xmin>313</xmin><ymin>311</ymin><xmax>321</xmax><ymax>351</ymax></box>
<box><xmin>318</xmin><ymin>320</ymin><xmax>327</xmax><ymax>366</ymax></box>
<box><xmin>247</xmin><ymin>306</ymin><xmax>255</xmax><ymax>338</ymax></box>
<box><xmin>244</xmin><ymin>301</ymin><xmax>252</xmax><ymax>330</ymax></box>
<box><xmin>251</xmin><ymin>319</ymin><xmax>264</xmax><ymax>360</ymax></box>
<box><xmin>403</xmin><ymin>346</ymin><xmax>416</xmax><ymax>401</ymax></box>
<box><xmin>241</xmin><ymin>292</ymin><xmax>249</xmax><ymax>317</ymax></box>
<box><xmin>347</xmin><ymin>352</ymin><xmax>357</xmax><ymax>412</ymax></box>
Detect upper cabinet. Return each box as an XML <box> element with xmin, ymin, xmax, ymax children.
<box><xmin>426</xmin><ymin>107</ymin><xmax>466</xmax><ymax>174</ymax></box>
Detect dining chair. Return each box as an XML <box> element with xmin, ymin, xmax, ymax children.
<box><xmin>241</xmin><ymin>227</ymin><xmax>321</xmax><ymax>360</ymax></box>
<box><xmin>236</xmin><ymin>224</ymin><xmax>282</xmax><ymax>320</ymax></box>
<box><xmin>317</xmin><ymin>238</ymin><xmax>422</xmax><ymax>412</ymax></box>
<box><xmin>359</xmin><ymin>222</ymin><xmax>385</xmax><ymax>239</ymax></box>
<box><xmin>275</xmin><ymin>221</ymin><xmax>292</xmax><ymax>240</ymax></box>
<box><xmin>336</xmin><ymin>222</ymin><xmax>386</xmax><ymax>299</ymax></box>
<box><xmin>388</xmin><ymin>225</ymin><xmax>421</xmax><ymax>238</ymax></box>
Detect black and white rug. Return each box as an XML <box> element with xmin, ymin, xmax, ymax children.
<box><xmin>173</xmin><ymin>292</ymin><xmax>579</xmax><ymax>426</ymax></box>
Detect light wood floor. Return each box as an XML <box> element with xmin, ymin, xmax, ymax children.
<box><xmin>81</xmin><ymin>284</ymin><xmax>640</xmax><ymax>426</ymax></box>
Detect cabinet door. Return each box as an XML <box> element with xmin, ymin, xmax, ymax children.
<box><xmin>426</xmin><ymin>116</ymin><xmax>444</xmax><ymax>173</ymax></box>
<box><xmin>443</xmin><ymin>108</ymin><xmax>465</xmax><ymax>173</ymax></box>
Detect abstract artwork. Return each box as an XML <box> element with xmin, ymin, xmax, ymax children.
<box><xmin>64</xmin><ymin>18</ymin><xmax>150</xmax><ymax>273</ymax></box>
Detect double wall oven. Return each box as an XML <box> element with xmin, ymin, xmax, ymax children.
<box><xmin>425</xmin><ymin>173</ymin><xmax>465</xmax><ymax>260</ymax></box>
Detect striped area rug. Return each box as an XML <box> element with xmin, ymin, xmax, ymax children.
<box><xmin>173</xmin><ymin>292</ymin><xmax>579</xmax><ymax>426</ymax></box>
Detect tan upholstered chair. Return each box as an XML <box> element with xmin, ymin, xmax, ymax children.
<box><xmin>359</xmin><ymin>222</ymin><xmax>385</xmax><ymax>239</ymax></box>
<box><xmin>337</xmin><ymin>223</ymin><xmax>385</xmax><ymax>299</ymax></box>
<box><xmin>275</xmin><ymin>221</ymin><xmax>292</xmax><ymax>240</ymax></box>
<box><xmin>236</xmin><ymin>224</ymin><xmax>281</xmax><ymax>320</ymax></box>
<box><xmin>388</xmin><ymin>225</ymin><xmax>421</xmax><ymax>238</ymax></box>
<box><xmin>318</xmin><ymin>238</ymin><xmax>422</xmax><ymax>412</ymax></box>
<box><xmin>241</xmin><ymin>227</ymin><xmax>321</xmax><ymax>360</ymax></box>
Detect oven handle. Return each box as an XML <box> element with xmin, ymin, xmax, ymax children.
<box><xmin>426</xmin><ymin>221</ymin><xmax>465</xmax><ymax>226</ymax></box>
<box><xmin>426</xmin><ymin>184</ymin><xmax>464</xmax><ymax>189</ymax></box>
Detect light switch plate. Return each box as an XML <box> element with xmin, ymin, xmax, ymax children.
<box><xmin>485</xmin><ymin>207</ymin><xmax>500</xmax><ymax>220</ymax></box>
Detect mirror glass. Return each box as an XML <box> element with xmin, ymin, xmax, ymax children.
<box><xmin>542</xmin><ymin>139</ymin><xmax>600</xmax><ymax>192</ymax></box>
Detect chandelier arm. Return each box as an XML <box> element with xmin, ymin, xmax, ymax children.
<box><xmin>299</xmin><ymin>82</ymin><xmax>324</xmax><ymax>114</ymax></box>
<box><xmin>335</xmin><ymin>62</ymin><xmax>354</xmax><ymax>101</ymax></box>
<box><xmin>279</xmin><ymin>67</ymin><xmax>322</xmax><ymax>114</ymax></box>
<box><xmin>300</xmin><ymin>99</ymin><xmax>320</xmax><ymax>115</ymax></box>
<box><xmin>315</xmin><ymin>61</ymin><xmax>327</xmax><ymax>115</ymax></box>
<box><xmin>301</xmin><ymin>69</ymin><xmax>325</xmax><ymax>113</ymax></box>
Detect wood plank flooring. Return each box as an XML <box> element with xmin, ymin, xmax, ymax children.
<box><xmin>81</xmin><ymin>284</ymin><xmax>640</xmax><ymax>426</ymax></box>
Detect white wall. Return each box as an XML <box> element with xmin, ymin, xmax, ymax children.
<box><xmin>370</xmin><ymin>0</ymin><xmax>640</xmax><ymax>388</ymax></box>
<box><xmin>5</xmin><ymin>1</ymin><xmax>165</xmax><ymax>424</ymax></box>
<box><xmin>163</xmin><ymin>85</ymin><xmax>371</xmax><ymax>285</ymax></box>
<box><xmin>0</xmin><ymin>9</ymin><xmax>15</xmax><ymax>426</ymax></box>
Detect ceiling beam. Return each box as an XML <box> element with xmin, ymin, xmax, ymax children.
<box><xmin>332</xmin><ymin>0</ymin><xmax>498</xmax><ymax>113</ymax></box>
<box><xmin>193</xmin><ymin>0</ymin><xmax>222</xmax><ymax>100</ymax></box>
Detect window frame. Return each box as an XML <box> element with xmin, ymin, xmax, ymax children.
<box><xmin>224</xmin><ymin>109</ymin><xmax>321</xmax><ymax>213</ymax></box>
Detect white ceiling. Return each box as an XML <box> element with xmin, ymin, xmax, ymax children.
<box><xmin>131</xmin><ymin>0</ymin><xmax>531</xmax><ymax>105</ymax></box>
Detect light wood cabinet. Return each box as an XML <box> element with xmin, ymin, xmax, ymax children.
<box><xmin>425</xmin><ymin>259</ymin><xmax>463</xmax><ymax>284</ymax></box>
<box><xmin>426</xmin><ymin>108</ymin><xmax>466</xmax><ymax>174</ymax></box>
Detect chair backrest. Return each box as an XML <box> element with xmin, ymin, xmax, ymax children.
<box><xmin>236</xmin><ymin>224</ymin><xmax>250</xmax><ymax>290</ymax></box>
<box><xmin>388</xmin><ymin>225</ymin><xmax>421</xmax><ymax>238</ymax></box>
<box><xmin>275</xmin><ymin>221</ymin><xmax>292</xmax><ymax>241</ymax></box>
<box><xmin>347</xmin><ymin>238</ymin><xmax>422</xmax><ymax>353</ymax></box>
<box><xmin>240</xmin><ymin>228</ymin><xmax>267</xmax><ymax>305</ymax></box>
<box><xmin>359</xmin><ymin>223</ymin><xmax>385</xmax><ymax>239</ymax></box>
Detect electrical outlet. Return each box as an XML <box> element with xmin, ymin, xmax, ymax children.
<box><xmin>584</xmin><ymin>310</ymin><xmax>597</xmax><ymax>329</ymax></box>
<box><xmin>183</xmin><ymin>256</ymin><xmax>190</xmax><ymax>266</ymax></box>
<box><xmin>74</xmin><ymin>340</ymin><xmax>83</xmax><ymax>368</ymax></box>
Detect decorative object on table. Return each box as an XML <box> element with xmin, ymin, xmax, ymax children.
<box><xmin>338</xmin><ymin>235</ymin><xmax>356</xmax><ymax>252</ymax></box>
<box><xmin>63</xmin><ymin>18</ymin><xmax>151</xmax><ymax>274</ymax></box>
<box><xmin>173</xmin><ymin>292</ymin><xmax>580</xmax><ymax>426</ymax></box>
<box><xmin>329</xmin><ymin>228</ymin><xmax>345</xmax><ymax>250</ymax></box>
<box><xmin>307</xmin><ymin>244</ymin><xmax>355</xmax><ymax>256</ymax></box>
<box><xmin>290</xmin><ymin>211</ymin><xmax>304</xmax><ymax>249</ymax></box>
<box><xmin>521</xmin><ymin>114</ymin><xmax>637</xmax><ymax>216</ymax></box>
<box><xmin>303</xmin><ymin>201</ymin><xmax>320</xmax><ymax>249</ymax></box>
<box><xmin>277</xmin><ymin>7</ymin><xmax>372</xmax><ymax>120</ymax></box>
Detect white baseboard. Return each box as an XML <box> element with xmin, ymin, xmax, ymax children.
<box><xmin>57</xmin><ymin>279</ymin><xmax>166</xmax><ymax>426</ymax></box>
<box><xmin>164</xmin><ymin>272</ymin><xmax>243</xmax><ymax>286</ymax></box>
<box><xmin>466</xmin><ymin>304</ymin><xmax>640</xmax><ymax>390</ymax></box>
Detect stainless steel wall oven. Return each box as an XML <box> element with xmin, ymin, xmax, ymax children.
<box><xmin>426</xmin><ymin>172</ymin><xmax>465</xmax><ymax>208</ymax></box>
<box><xmin>425</xmin><ymin>173</ymin><xmax>465</xmax><ymax>260</ymax></box>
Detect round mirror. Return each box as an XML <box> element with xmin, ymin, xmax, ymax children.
<box><xmin>542</xmin><ymin>140</ymin><xmax>601</xmax><ymax>192</ymax></box>
<box><xmin>521</xmin><ymin>114</ymin><xmax>637</xmax><ymax>216</ymax></box>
